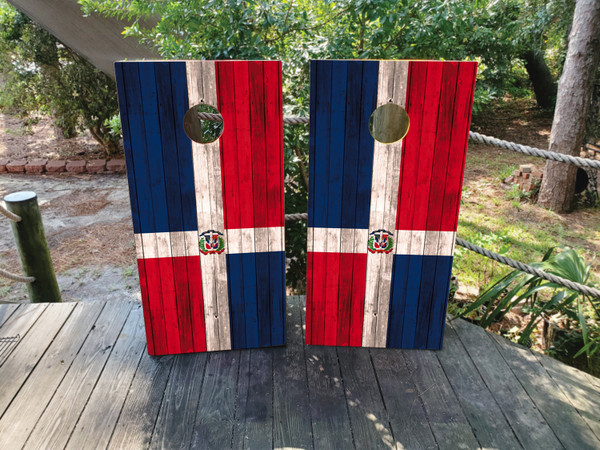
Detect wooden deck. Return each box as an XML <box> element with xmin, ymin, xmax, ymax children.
<box><xmin>0</xmin><ymin>297</ymin><xmax>598</xmax><ymax>449</ymax></box>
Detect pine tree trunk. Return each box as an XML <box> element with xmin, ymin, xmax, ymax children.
<box><xmin>537</xmin><ymin>0</ymin><xmax>600</xmax><ymax>212</ymax></box>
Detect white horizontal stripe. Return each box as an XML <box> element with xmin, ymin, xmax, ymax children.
<box><xmin>135</xmin><ymin>231</ymin><xmax>201</xmax><ymax>258</ymax></box>
<box><xmin>307</xmin><ymin>228</ymin><xmax>368</xmax><ymax>253</ymax></box>
<box><xmin>226</xmin><ymin>227</ymin><xmax>285</xmax><ymax>254</ymax></box>
<box><xmin>395</xmin><ymin>230</ymin><xmax>456</xmax><ymax>256</ymax></box>
<box><xmin>135</xmin><ymin>228</ymin><xmax>286</xmax><ymax>259</ymax></box>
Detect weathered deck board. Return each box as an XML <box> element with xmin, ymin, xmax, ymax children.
<box><xmin>452</xmin><ymin>317</ymin><xmax>563</xmax><ymax>449</ymax></box>
<box><xmin>66</xmin><ymin>303</ymin><xmax>146</xmax><ymax>449</ymax></box>
<box><xmin>272</xmin><ymin>295</ymin><xmax>313</xmax><ymax>449</ymax></box>
<box><xmin>149</xmin><ymin>352</ymin><xmax>207</xmax><ymax>449</ymax></box>
<box><xmin>25</xmin><ymin>301</ymin><xmax>134</xmax><ymax>450</ymax></box>
<box><xmin>489</xmin><ymin>330</ymin><xmax>599</xmax><ymax>448</ymax></box>
<box><xmin>0</xmin><ymin>299</ymin><xmax>598</xmax><ymax>450</ymax></box>
<box><xmin>0</xmin><ymin>302</ymin><xmax>104</xmax><ymax>449</ymax></box>
<box><xmin>437</xmin><ymin>322</ymin><xmax>522</xmax><ymax>449</ymax></box>
<box><xmin>370</xmin><ymin>348</ymin><xmax>438</xmax><ymax>449</ymax></box>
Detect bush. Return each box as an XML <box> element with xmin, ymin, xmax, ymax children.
<box><xmin>0</xmin><ymin>2</ymin><xmax>121</xmax><ymax>156</ymax></box>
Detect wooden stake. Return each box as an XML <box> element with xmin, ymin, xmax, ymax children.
<box><xmin>4</xmin><ymin>191</ymin><xmax>61</xmax><ymax>303</ymax></box>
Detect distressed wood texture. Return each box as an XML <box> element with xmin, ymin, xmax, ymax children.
<box><xmin>307</xmin><ymin>60</ymin><xmax>477</xmax><ymax>349</ymax></box>
<box><xmin>115</xmin><ymin>60</ymin><xmax>285</xmax><ymax>354</ymax></box>
<box><xmin>0</xmin><ymin>300</ymin><xmax>599</xmax><ymax>449</ymax></box>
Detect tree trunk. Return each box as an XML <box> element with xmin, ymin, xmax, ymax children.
<box><xmin>537</xmin><ymin>0</ymin><xmax>600</xmax><ymax>213</ymax></box>
<box><xmin>522</xmin><ymin>49</ymin><xmax>557</xmax><ymax>109</ymax></box>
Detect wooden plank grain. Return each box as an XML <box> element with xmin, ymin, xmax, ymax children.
<box><xmin>232</xmin><ymin>349</ymin><xmax>273</xmax><ymax>449</ymax></box>
<box><xmin>0</xmin><ymin>302</ymin><xmax>104</xmax><ymax>449</ymax></box>
<box><xmin>452</xmin><ymin>318</ymin><xmax>562</xmax><ymax>449</ymax></box>
<box><xmin>0</xmin><ymin>303</ymin><xmax>20</xmax><ymax>328</ymax></box>
<box><xmin>337</xmin><ymin>347</ymin><xmax>395</xmax><ymax>449</ymax></box>
<box><xmin>273</xmin><ymin>295</ymin><xmax>313</xmax><ymax>449</ymax></box>
<box><xmin>437</xmin><ymin>322</ymin><xmax>522</xmax><ymax>449</ymax></box>
<box><xmin>64</xmin><ymin>303</ymin><xmax>145</xmax><ymax>450</ymax></box>
<box><xmin>25</xmin><ymin>301</ymin><xmax>134</xmax><ymax>450</ymax></box>
<box><xmin>108</xmin><ymin>353</ymin><xmax>175</xmax><ymax>449</ymax></box>
<box><xmin>305</xmin><ymin>345</ymin><xmax>353</xmax><ymax>449</ymax></box>
<box><xmin>149</xmin><ymin>352</ymin><xmax>208</xmax><ymax>449</ymax></box>
<box><xmin>370</xmin><ymin>349</ymin><xmax>437</xmax><ymax>449</ymax></box>
<box><xmin>402</xmin><ymin>349</ymin><xmax>480</xmax><ymax>449</ymax></box>
<box><xmin>0</xmin><ymin>303</ymin><xmax>72</xmax><ymax>416</ymax></box>
<box><xmin>191</xmin><ymin>351</ymin><xmax>241</xmax><ymax>449</ymax></box>
<box><xmin>489</xmin><ymin>331</ymin><xmax>599</xmax><ymax>448</ymax></box>
<box><xmin>533</xmin><ymin>347</ymin><xmax>600</xmax><ymax>441</ymax></box>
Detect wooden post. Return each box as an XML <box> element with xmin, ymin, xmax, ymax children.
<box><xmin>4</xmin><ymin>191</ymin><xmax>61</xmax><ymax>303</ymax></box>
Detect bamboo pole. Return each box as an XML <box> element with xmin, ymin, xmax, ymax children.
<box><xmin>4</xmin><ymin>191</ymin><xmax>61</xmax><ymax>303</ymax></box>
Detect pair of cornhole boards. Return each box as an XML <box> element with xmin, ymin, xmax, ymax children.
<box><xmin>115</xmin><ymin>59</ymin><xmax>477</xmax><ymax>356</ymax></box>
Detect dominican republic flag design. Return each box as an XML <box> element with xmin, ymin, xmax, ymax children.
<box><xmin>115</xmin><ymin>61</ymin><xmax>285</xmax><ymax>355</ymax></box>
<box><xmin>307</xmin><ymin>60</ymin><xmax>477</xmax><ymax>349</ymax></box>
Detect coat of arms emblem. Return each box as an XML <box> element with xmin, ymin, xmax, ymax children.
<box><xmin>199</xmin><ymin>230</ymin><xmax>225</xmax><ymax>255</ymax></box>
<box><xmin>367</xmin><ymin>229</ymin><xmax>394</xmax><ymax>254</ymax></box>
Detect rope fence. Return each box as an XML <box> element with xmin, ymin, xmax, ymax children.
<box><xmin>0</xmin><ymin>267</ymin><xmax>34</xmax><ymax>283</ymax></box>
<box><xmin>198</xmin><ymin>111</ymin><xmax>600</xmax><ymax>169</ymax></box>
<box><xmin>284</xmin><ymin>213</ymin><xmax>600</xmax><ymax>299</ymax></box>
<box><xmin>0</xmin><ymin>203</ymin><xmax>21</xmax><ymax>222</ymax></box>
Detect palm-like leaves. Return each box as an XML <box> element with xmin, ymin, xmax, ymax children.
<box><xmin>458</xmin><ymin>247</ymin><xmax>599</xmax><ymax>364</ymax></box>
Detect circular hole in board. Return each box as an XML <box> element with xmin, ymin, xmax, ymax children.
<box><xmin>183</xmin><ymin>103</ymin><xmax>224</xmax><ymax>144</ymax></box>
<box><xmin>368</xmin><ymin>103</ymin><xmax>410</xmax><ymax>144</ymax></box>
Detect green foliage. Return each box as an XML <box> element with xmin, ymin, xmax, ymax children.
<box><xmin>458</xmin><ymin>247</ymin><xmax>600</xmax><ymax>368</ymax></box>
<box><xmin>78</xmin><ymin>0</ymin><xmax>574</xmax><ymax>290</ymax></box>
<box><xmin>0</xmin><ymin>1</ymin><xmax>121</xmax><ymax>155</ymax></box>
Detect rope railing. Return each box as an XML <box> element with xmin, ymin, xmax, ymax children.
<box><xmin>0</xmin><ymin>267</ymin><xmax>34</xmax><ymax>283</ymax></box>
<box><xmin>284</xmin><ymin>213</ymin><xmax>600</xmax><ymax>299</ymax></box>
<box><xmin>0</xmin><ymin>203</ymin><xmax>21</xmax><ymax>222</ymax></box>
<box><xmin>198</xmin><ymin>111</ymin><xmax>599</xmax><ymax>169</ymax></box>
<box><xmin>468</xmin><ymin>131</ymin><xmax>600</xmax><ymax>170</ymax></box>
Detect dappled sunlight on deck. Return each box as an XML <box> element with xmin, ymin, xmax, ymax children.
<box><xmin>0</xmin><ymin>296</ymin><xmax>598</xmax><ymax>449</ymax></box>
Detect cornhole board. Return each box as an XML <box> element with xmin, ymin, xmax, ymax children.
<box><xmin>115</xmin><ymin>60</ymin><xmax>285</xmax><ymax>355</ymax></box>
<box><xmin>306</xmin><ymin>60</ymin><xmax>477</xmax><ymax>349</ymax></box>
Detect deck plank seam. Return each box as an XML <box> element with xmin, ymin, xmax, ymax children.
<box><xmin>63</xmin><ymin>302</ymin><xmax>136</xmax><ymax>449</ymax></box>
<box><xmin>299</xmin><ymin>296</ymin><xmax>317</xmax><ymax>450</ymax></box>
<box><xmin>529</xmin><ymin>346</ymin><xmax>600</xmax><ymax>442</ymax></box>
<box><xmin>489</xmin><ymin>332</ymin><xmax>600</xmax><ymax>446</ymax></box>
<box><xmin>450</xmin><ymin>319</ymin><xmax>557</xmax><ymax>449</ymax></box>
<box><xmin>444</xmin><ymin>320</ymin><xmax>524</xmax><ymax>449</ymax></box>
<box><xmin>0</xmin><ymin>303</ymin><xmax>70</xmax><ymax>422</ymax></box>
<box><xmin>367</xmin><ymin>349</ymin><xmax>400</xmax><ymax>446</ymax></box>
<box><xmin>334</xmin><ymin>347</ymin><xmax>357</xmax><ymax>449</ymax></box>
<box><xmin>0</xmin><ymin>304</ymin><xmax>22</xmax><ymax>329</ymax></box>
<box><xmin>144</xmin><ymin>353</ymin><xmax>177</xmax><ymax>448</ymax></box>
<box><xmin>232</xmin><ymin>350</ymin><xmax>246</xmax><ymax>450</ymax></box>
<box><xmin>485</xmin><ymin>328</ymin><xmax>570</xmax><ymax>447</ymax></box>
<box><xmin>0</xmin><ymin>304</ymin><xmax>49</xmax><ymax>373</ymax></box>
<box><xmin>448</xmin><ymin>320</ymin><xmax>529</xmax><ymax>448</ymax></box>
<box><xmin>19</xmin><ymin>302</ymin><xmax>109</xmax><ymax>449</ymax></box>
<box><xmin>397</xmin><ymin>351</ymin><xmax>441</xmax><ymax>449</ymax></box>
<box><xmin>271</xmin><ymin>347</ymin><xmax>275</xmax><ymax>450</ymax></box>
<box><xmin>106</xmin><ymin>335</ymin><xmax>152</xmax><ymax>448</ymax></box>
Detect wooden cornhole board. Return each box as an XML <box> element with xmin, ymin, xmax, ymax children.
<box><xmin>306</xmin><ymin>60</ymin><xmax>477</xmax><ymax>349</ymax></box>
<box><xmin>115</xmin><ymin>61</ymin><xmax>285</xmax><ymax>355</ymax></box>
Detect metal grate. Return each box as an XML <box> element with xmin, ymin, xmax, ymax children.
<box><xmin>0</xmin><ymin>335</ymin><xmax>20</xmax><ymax>366</ymax></box>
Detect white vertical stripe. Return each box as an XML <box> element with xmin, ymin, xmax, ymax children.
<box><xmin>187</xmin><ymin>60</ymin><xmax>231</xmax><ymax>352</ymax></box>
<box><xmin>363</xmin><ymin>61</ymin><xmax>409</xmax><ymax>348</ymax></box>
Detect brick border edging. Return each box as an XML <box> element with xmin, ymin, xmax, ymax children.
<box><xmin>0</xmin><ymin>159</ymin><xmax>126</xmax><ymax>175</ymax></box>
